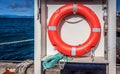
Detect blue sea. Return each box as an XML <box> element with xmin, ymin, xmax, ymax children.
<box><xmin>0</xmin><ymin>18</ymin><xmax>34</xmax><ymax>60</ymax></box>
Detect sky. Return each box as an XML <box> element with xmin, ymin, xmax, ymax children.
<box><xmin>0</xmin><ymin>0</ymin><xmax>34</xmax><ymax>16</ymax></box>
<box><xmin>0</xmin><ymin>0</ymin><xmax>119</xmax><ymax>16</ymax></box>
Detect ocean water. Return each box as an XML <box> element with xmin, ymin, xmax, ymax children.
<box><xmin>0</xmin><ymin>18</ymin><xmax>34</xmax><ymax>60</ymax></box>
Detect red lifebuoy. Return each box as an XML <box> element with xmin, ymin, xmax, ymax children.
<box><xmin>48</xmin><ymin>4</ymin><xmax>101</xmax><ymax>56</ymax></box>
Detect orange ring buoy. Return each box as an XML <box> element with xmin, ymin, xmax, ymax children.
<box><xmin>48</xmin><ymin>4</ymin><xmax>101</xmax><ymax>56</ymax></box>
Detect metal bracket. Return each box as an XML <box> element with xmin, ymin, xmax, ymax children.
<box><xmin>90</xmin><ymin>48</ymin><xmax>95</xmax><ymax>62</ymax></box>
<box><xmin>102</xmin><ymin>3</ymin><xmax>108</xmax><ymax>36</ymax></box>
<box><xmin>73</xmin><ymin>4</ymin><xmax>77</xmax><ymax>14</ymax></box>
